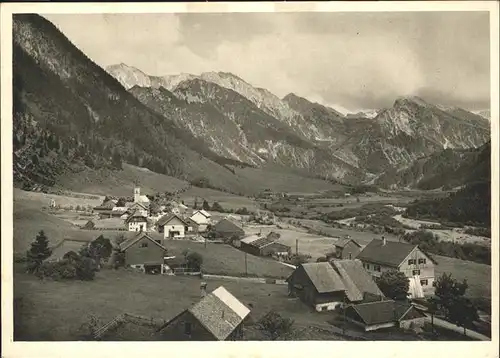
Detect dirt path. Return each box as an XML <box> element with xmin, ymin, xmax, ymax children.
<box><xmin>424</xmin><ymin>315</ymin><xmax>490</xmax><ymax>341</ymax></box>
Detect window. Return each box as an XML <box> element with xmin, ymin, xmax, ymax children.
<box><xmin>140</xmin><ymin>242</ymin><xmax>148</xmax><ymax>248</ymax></box>
<box><xmin>418</xmin><ymin>258</ymin><xmax>427</xmax><ymax>264</ymax></box>
<box><xmin>374</xmin><ymin>265</ymin><xmax>381</xmax><ymax>272</ymax></box>
<box><xmin>408</xmin><ymin>259</ymin><xmax>416</xmax><ymax>265</ymax></box>
<box><xmin>432</xmin><ymin>281</ymin><xmax>437</xmax><ymax>287</ymax></box>
<box><xmin>412</xmin><ymin>269</ymin><xmax>420</xmax><ymax>276</ymax></box>
<box><xmin>420</xmin><ymin>279</ymin><xmax>428</xmax><ymax>286</ymax></box>
<box><xmin>184</xmin><ymin>322</ymin><xmax>192</xmax><ymax>335</ymax></box>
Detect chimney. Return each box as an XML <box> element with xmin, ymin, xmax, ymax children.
<box><xmin>200</xmin><ymin>282</ymin><xmax>207</xmax><ymax>298</ymax></box>
<box><xmin>382</xmin><ymin>236</ymin><xmax>386</xmax><ymax>246</ymax></box>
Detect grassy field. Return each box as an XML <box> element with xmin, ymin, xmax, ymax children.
<box><xmin>179</xmin><ymin>187</ymin><xmax>260</xmax><ymax>212</ymax></box>
<box><xmin>13</xmin><ymin>268</ymin><xmax>330</xmax><ymax>341</ymax></box>
<box><xmin>147</xmin><ymin>233</ymin><xmax>293</xmax><ymax>279</ymax></box>
<box><xmin>434</xmin><ymin>255</ymin><xmax>491</xmax><ymax>299</ymax></box>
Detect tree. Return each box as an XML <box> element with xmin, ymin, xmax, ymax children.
<box><xmin>202</xmin><ymin>200</ymin><xmax>210</xmax><ymax>211</ymax></box>
<box><xmin>433</xmin><ymin>273</ymin><xmax>478</xmax><ymax>334</ymax></box>
<box><xmin>376</xmin><ymin>270</ymin><xmax>409</xmax><ymax>301</ymax></box>
<box><xmin>79</xmin><ymin>235</ymin><xmax>112</xmax><ymax>268</ymax></box>
<box><xmin>257</xmin><ymin>310</ymin><xmax>295</xmax><ymax>340</ymax></box>
<box><xmin>211</xmin><ymin>201</ymin><xmax>224</xmax><ymax>212</ymax></box>
<box><xmin>116</xmin><ymin>198</ymin><xmax>126</xmax><ymax>207</ymax></box>
<box><xmin>149</xmin><ymin>202</ymin><xmax>161</xmax><ymax>215</ymax></box>
<box><xmin>26</xmin><ymin>230</ymin><xmax>52</xmax><ymax>272</ymax></box>
<box><xmin>185</xmin><ymin>251</ymin><xmax>203</xmax><ymax>271</ymax></box>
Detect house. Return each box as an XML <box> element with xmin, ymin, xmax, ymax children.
<box><xmin>185</xmin><ymin>217</ymin><xmax>200</xmax><ymax>234</ymax></box>
<box><xmin>212</xmin><ymin>218</ymin><xmax>245</xmax><ymax>240</ymax></box>
<box><xmin>93</xmin><ymin>199</ymin><xmax>116</xmax><ymax>214</ymax></box>
<box><xmin>332</xmin><ymin>238</ymin><xmax>362</xmax><ymax>260</ymax></box>
<box><xmin>127</xmin><ymin>202</ymin><xmax>149</xmax><ymax>217</ymax></box>
<box><xmin>356</xmin><ymin>237</ymin><xmax>437</xmax><ymax>297</ymax></box>
<box><xmin>156</xmin><ymin>214</ymin><xmax>190</xmax><ymax>239</ymax></box>
<box><xmin>126</xmin><ymin>211</ymin><xmax>149</xmax><ymax>232</ymax></box>
<box><xmin>286</xmin><ymin>262</ymin><xmax>346</xmax><ymax>312</ymax></box>
<box><xmin>119</xmin><ymin>232</ymin><xmax>168</xmax><ymax>274</ymax></box>
<box><xmin>156</xmin><ymin>286</ymin><xmax>250</xmax><ymax>341</ymax></box>
<box><xmin>330</xmin><ymin>259</ymin><xmax>385</xmax><ymax>303</ymax></box>
<box><xmin>344</xmin><ymin>300</ymin><xmax>426</xmax><ymax>332</ymax></box>
<box><xmin>170</xmin><ymin>201</ymin><xmax>189</xmax><ymax>215</ymax></box>
<box><xmin>190</xmin><ymin>210</ymin><xmax>212</xmax><ymax>229</ymax></box>
<box><xmin>239</xmin><ymin>233</ymin><xmax>291</xmax><ymax>257</ymax></box>
<box><xmin>98</xmin><ymin>208</ymin><xmax>128</xmax><ymax>219</ymax></box>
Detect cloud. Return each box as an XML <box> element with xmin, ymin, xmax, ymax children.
<box><xmin>42</xmin><ymin>11</ymin><xmax>490</xmax><ymax>111</ymax></box>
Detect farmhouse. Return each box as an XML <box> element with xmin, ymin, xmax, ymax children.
<box><xmin>119</xmin><ymin>232</ymin><xmax>167</xmax><ymax>274</ymax></box>
<box><xmin>356</xmin><ymin>237</ymin><xmax>437</xmax><ymax>297</ymax></box>
<box><xmin>286</xmin><ymin>262</ymin><xmax>346</xmax><ymax>312</ymax></box>
<box><xmin>126</xmin><ymin>211</ymin><xmax>149</xmax><ymax>232</ymax></box>
<box><xmin>156</xmin><ymin>286</ymin><xmax>250</xmax><ymax>341</ymax></box>
<box><xmin>330</xmin><ymin>260</ymin><xmax>385</xmax><ymax>303</ymax></box>
<box><xmin>127</xmin><ymin>202</ymin><xmax>149</xmax><ymax>217</ymax></box>
<box><xmin>212</xmin><ymin>218</ymin><xmax>245</xmax><ymax>240</ymax></box>
<box><xmin>93</xmin><ymin>199</ymin><xmax>116</xmax><ymax>214</ymax></box>
<box><xmin>156</xmin><ymin>214</ymin><xmax>190</xmax><ymax>239</ymax></box>
<box><xmin>332</xmin><ymin>238</ymin><xmax>362</xmax><ymax>260</ymax></box>
<box><xmin>239</xmin><ymin>233</ymin><xmax>291</xmax><ymax>257</ymax></box>
<box><xmin>344</xmin><ymin>300</ymin><xmax>426</xmax><ymax>332</ymax></box>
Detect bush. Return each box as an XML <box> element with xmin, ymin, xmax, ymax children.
<box><xmin>235</xmin><ymin>207</ymin><xmax>250</xmax><ymax>215</ymax></box>
<box><xmin>185</xmin><ymin>251</ymin><xmax>203</xmax><ymax>271</ymax></box>
<box><xmin>257</xmin><ymin>310</ymin><xmax>295</xmax><ymax>340</ymax></box>
<box><xmin>35</xmin><ymin>260</ymin><xmax>77</xmax><ymax>280</ymax></box>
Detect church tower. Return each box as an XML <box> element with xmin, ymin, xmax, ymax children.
<box><xmin>134</xmin><ymin>186</ymin><xmax>140</xmax><ymax>203</ymax></box>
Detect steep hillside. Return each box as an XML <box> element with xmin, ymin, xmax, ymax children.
<box><xmin>404</xmin><ymin>142</ymin><xmax>491</xmax><ymax>226</ymax></box>
<box><xmin>375</xmin><ymin>143</ymin><xmax>489</xmax><ymax>190</ymax></box>
<box><xmin>130</xmin><ymin>83</ymin><xmax>362</xmax><ymax>182</ymax></box>
<box><xmin>12</xmin><ymin>14</ymin><xmax>258</xmax><ymax>193</ymax></box>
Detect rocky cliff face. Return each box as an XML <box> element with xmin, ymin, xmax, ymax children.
<box><xmin>104</xmin><ymin>66</ymin><xmax>490</xmax><ymax>187</ymax></box>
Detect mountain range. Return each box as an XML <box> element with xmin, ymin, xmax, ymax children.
<box><xmin>107</xmin><ymin>63</ymin><xmax>490</xmax><ymax>183</ymax></box>
<box><xmin>12</xmin><ymin>14</ymin><xmax>491</xmax><ymax>193</ymax></box>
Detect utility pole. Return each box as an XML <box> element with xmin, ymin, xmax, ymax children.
<box><xmin>343</xmin><ymin>295</ymin><xmax>346</xmax><ymax>336</ymax></box>
<box><xmin>296</xmin><ymin>239</ymin><xmax>299</xmax><ymax>255</ymax></box>
<box><xmin>244</xmin><ymin>252</ymin><xmax>248</xmax><ymax>277</ymax></box>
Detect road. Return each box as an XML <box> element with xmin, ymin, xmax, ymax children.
<box><xmin>424</xmin><ymin>314</ymin><xmax>490</xmax><ymax>341</ymax></box>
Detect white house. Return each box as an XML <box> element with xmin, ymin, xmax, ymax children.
<box><xmin>126</xmin><ymin>211</ymin><xmax>148</xmax><ymax>232</ymax></box>
<box><xmin>190</xmin><ymin>210</ymin><xmax>211</xmax><ymax>225</ymax></box>
<box><xmin>156</xmin><ymin>214</ymin><xmax>191</xmax><ymax>239</ymax></box>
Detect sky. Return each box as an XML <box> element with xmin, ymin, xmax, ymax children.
<box><xmin>43</xmin><ymin>11</ymin><xmax>491</xmax><ymax>113</ymax></box>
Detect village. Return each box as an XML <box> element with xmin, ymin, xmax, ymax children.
<box><xmin>13</xmin><ymin>183</ymin><xmax>490</xmax><ymax>342</ymax></box>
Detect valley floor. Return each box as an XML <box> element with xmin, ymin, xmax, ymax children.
<box><xmin>10</xmin><ymin>187</ymin><xmax>492</xmax><ymax>341</ymax></box>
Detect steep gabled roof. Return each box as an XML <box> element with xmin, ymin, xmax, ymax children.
<box><xmin>297</xmin><ymin>262</ymin><xmax>345</xmax><ymax>294</ymax></box>
<box><xmin>331</xmin><ymin>260</ymin><xmax>384</xmax><ymax>302</ymax></box>
<box><xmin>120</xmin><ymin>232</ymin><xmax>167</xmax><ymax>251</ymax></box>
<box><xmin>158</xmin><ymin>286</ymin><xmax>250</xmax><ymax>341</ymax></box>
<box><xmin>192</xmin><ymin>210</ymin><xmax>211</xmax><ymax>218</ymax></box>
<box><xmin>335</xmin><ymin>238</ymin><xmax>362</xmax><ymax>249</ymax></box>
<box><xmin>125</xmin><ymin>210</ymin><xmax>148</xmax><ymax>223</ymax></box>
<box><xmin>213</xmin><ymin>218</ymin><xmax>243</xmax><ymax>233</ymax></box>
<box><xmin>156</xmin><ymin>213</ymin><xmax>189</xmax><ymax>227</ymax></box>
<box><xmin>356</xmin><ymin>239</ymin><xmax>417</xmax><ymax>267</ymax></box>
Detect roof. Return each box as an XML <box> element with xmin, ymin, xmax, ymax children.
<box><xmin>348</xmin><ymin>300</ymin><xmax>423</xmax><ymax>326</ymax></box>
<box><xmin>298</xmin><ymin>262</ymin><xmax>346</xmax><ymax>294</ymax></box>
<box><xmin>335</xmin><ymin>238</ymin><xmax>361</xmax><ymax>249</ymax></box>
<box><xmin>214</xmin><ymin>218</ymin><xmax>243</xmax><ymax>233</ymax></box>
<box><xmin>94</xmin><ymin>201</ymin><xmax>116</xmax><ymax>210</ymax></box>
<box><xmin>120</xmin><ymin>232</ymin><xmax>167</xmax><ymax>251</ymax></box>
<box><xmin>187</xmin><ymin>286</ymin><xmax>250</xmax><ymax>340</ymax></box>
<box><xmin>138</xmin><ymin>195</ymin><xmax>150</xmax><ymax>203</ymax></box>
<box><xmin>192</xmin><ymin>210</ymin><xmax>211</xmax><ymax>218</ymax></box>
<box><xmin>157</xmin><ymin>213</ymin><xmax>189</xmax><ymax>227</ymax></box>
<box><xmin>240</xmin><ymin>234</ymin><xmax>261</xmax><ymax>245</ymax></box>
<box><xmin>356</xmin><ymin>239</ymin><xmax>417</xmax><ymax>267</ymax></box>
<box><xmin>128</xmin><ymin>202</ymin><xmax>148</xmax><ymax>210</ymax></box>
<box><xmin>331</xmin><ymin>260</ymin><xmax>384</xmax><ymax>302</ymax></box>
<box><xmin>125</xmin><ymin>210</ymin><xmax>148</xmax><ymax>223</ymax></box>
